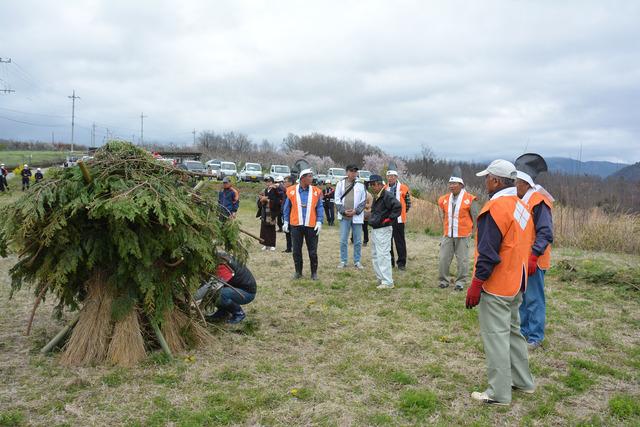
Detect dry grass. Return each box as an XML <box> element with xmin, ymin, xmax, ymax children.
<box><xmin>107</xmin><ymin>308</ymin><xmax>147</xmax><ymax>367</ymax></box>
<box><xmin>162</xmin><ymin>306</ymin><xmax>212</xmax><ymax>354</ymax></box>
<box><xmin>1</xmin><ymin>201</ymin><xmax>639</xmax><ymax>426</ymax></box>
<box><xmin>60</xmin><ymin>272</ymin><xmax>113</xmax><ymax>366</ymax></box>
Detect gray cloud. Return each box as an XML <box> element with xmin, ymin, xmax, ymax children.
<box><xmin>1</xmin><ymin>0</ymin><xmax>638</xmax><ymax>162</ymax></box>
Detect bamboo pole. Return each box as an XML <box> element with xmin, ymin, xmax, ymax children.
<box><xmin>151</xmin><ymin>320</ymin><xmax>173</xmax><ymax>359</ymax></box>
<box><xmin>40</xmin><ymin>313</ymin><xmax>81</xmax><ymax>354</ymax></box>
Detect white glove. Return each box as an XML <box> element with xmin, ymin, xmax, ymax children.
<box><xmin>283</xmin><ymin>222</ymin><xmax>289</xmax><ymax>233</ymax></box>
<box><xmin>314</xmin><ymin>222</ymin><xmax>322</xmax><ymax>236</ymax></box>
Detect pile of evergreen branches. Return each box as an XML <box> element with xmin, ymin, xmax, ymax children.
<box><xmin>0</xmin><ymin>141</ymin><xmax>247</xmax><ymax>365</ymax></box>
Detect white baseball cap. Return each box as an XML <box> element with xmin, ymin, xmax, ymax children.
<box><xmin>449</xmin><ymin>176</ymin><xmax>464</xmax><ymax>184</ymax></box>
<box><xmin>476</xmin><ymin>159</ymin><xmax>517</xmax><ymax>179</ymax></box>
<box><xmin>274</xmin><ymin>176</ymin><xmax>284</xmax><ymax>183</ymax></box>
<box><xmin>324</xmin><ymin>179</ymin><xmax>331</xmax><ymax>184</ymax></box>
<box><xmin>516</xmin><ymin>170</ymin><xmax>535</xmax><ymax>187</ymax></box>
<box><xmin>386</xmin><ymin>170</ymin><xmax>398</xmax><ymax>176</ymax></box>
<box><xmin>299</xmin><ymin>168</ymin><xmax>313</xmax><ymax>177</ymax></box>
<box><xmin>24</xmin><ymin>164</ymin><xmax>28</xmax><ymax>168</ymax></box>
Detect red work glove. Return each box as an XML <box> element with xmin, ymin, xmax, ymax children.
<box><xmin>527</xmin><ymin>254</ymin><xmax>539</xmax><ymax>276</ymax></box>
<box><xmin>465</xmin><ymin>277</ymin><xmax>484</xmax><ymax>309</ymax></box>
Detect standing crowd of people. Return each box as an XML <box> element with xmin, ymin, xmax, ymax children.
<box><xmin>213</xmin><ymin>154</ymin><xmax>554</xmax><ymax>407</ymax></box>
<box><xmin>0</xmin><ymin>164</ymin><xmax>44</xmax><ymax>193</ymax></box>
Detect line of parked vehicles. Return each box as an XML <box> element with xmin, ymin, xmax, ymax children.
<box><xmin>158</xmin><ymin>157</ymin><xmax>371</xmax><ymax>184</ymax></box>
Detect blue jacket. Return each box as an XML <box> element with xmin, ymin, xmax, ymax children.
<box><xmin>218</xmin><ymin>187</ymin><xmax>239</xmax><ymax>214</ymax></box>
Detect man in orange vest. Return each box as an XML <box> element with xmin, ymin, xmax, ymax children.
<box><xmin>515</xmin><ymin>153</ymin><xmax>554</xmax><ymax>351</ymax></box>
<box><xmin>282</xmin><ymin>169</ymin><xmax>324</xmax><ymax>280</ymax></box>
<box><xmin>385</xmin><ymin>170</ymin><xmax>411</xmax><ymax>270</ymax></box>
<box><xmin>467</xmin><ymin>159</ymin><xmax>535</xmax><ymax>406</ymax></box>
<box><xmin>438</xmin><ymin>166</ymin><xmax>478</xmax><ymax>291</ymax></box>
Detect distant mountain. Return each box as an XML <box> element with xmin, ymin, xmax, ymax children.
<box><xmin>609</xmin><ymin>162</ymin><xmax>640</xmax><ymax>182</ymax></box>
<box><xmin>546</xmin><ymin>157</ymin><xmax>628</xmax><ymax>178</ymax></box>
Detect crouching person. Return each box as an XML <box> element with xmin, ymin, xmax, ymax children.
<box><xmin>196</xmin><ymin>255</ymin><xmax>257</xmax><ymax>324</ymax></box>
<box><xmin>367</xmin><ymin>174</ymin><xmax>401</xmax><ymax>289</ymax></box>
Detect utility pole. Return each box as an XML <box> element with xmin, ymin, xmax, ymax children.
<box><xmin>140</xmin><ymin>112</ymin><xmax>147</xmax><ymax>146</ymax></box>
<box><xmin>192</xmin><ymin>129</ymin><xmax>196</xmax><ymax>146</ymax></box>
<box><xmin>91</xmin><ymin>122</ymin><xmax>96</xmax><ymax>146</ymax></box>
<box><xmin>52</xmin><ymin>132</ymin><xmax>55</xmax><ymax>144</ymax></box>
<box><xmin>68</xmin><ymin>90</ymin><xmax>80</xmax><ymax>152</ymax></box>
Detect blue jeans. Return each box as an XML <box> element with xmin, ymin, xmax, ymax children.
<box><xmin>218</xmin><ymin>287</ymin><xmax>255</xmax><ymax>315</ymax></box>
<box><xmin>520</xmin><ymin>267</ymin><xmax>546</xmax><ymax>344</ymax></box>
<box><xmin>340</xmin><ymin>217</ymin><xmax>362</xmax><ymax>264</ymax></box>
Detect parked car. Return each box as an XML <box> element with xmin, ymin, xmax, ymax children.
<box><xmin>206</xmin><ymin>160</ymin><xmax>222</xmax><ymax>179</ymax></box>
<box><xmin>357</xmin><ymin>170</ymin><xmax>371</xmax><ymax>183</ymax></box>
<box><xmin>157</xmin><ymin>158</ymin><xmax>176</xmax><ymax>167</ymax></box>
<box><xmin>269</xmin><ymin>164</ymin><xmax>291</xmax><ymax>180</ymax></box>
<box><xmin>239</xmin><ymin>162</ymin><xmax>263</xmax><ymax>182</ymax></box>
<box><xmin>179</xmin><ymin>160</ymin><xmax>206</xmax><ymax>173</ymax></box>
<box><xmin>327</xmin><ymin>167</ymin><xmax>347</xmax><ymax>184</ymax></box>
<box><xmin>315</xmin><ymin>173</ymin><xmax>328</xmax><ymax>184</ymax></box>
<box><xmin>219</xmin><ymin>161</ymin><xmax>238</xmax><ymax>179</ymax></box>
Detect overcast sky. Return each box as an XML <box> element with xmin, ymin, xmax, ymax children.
<box><xmin>1</xmin><ymin>1</ymin><xmax>639</xmax><ymax>163</ymax></box>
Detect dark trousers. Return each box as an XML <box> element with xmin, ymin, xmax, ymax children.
<box><xmin>22</xmin><ymin>177</ymin><xmax>29</xmax><ymax>191</ymax></box>
<box><xmin>277</xmin><ymin>213</ymin><xmax>284</xmax><ymax>231</ymax></box>
<box><xmin>390</xmin><ymin>221</ymin><xmax>407</xmax><ymax>267</ymax></box>
<box><xmin>290</xmin><ymin>225</ymin><xmax>318</xmax><ymax>275</ymax></box>
<box><xmin>0</xmin><ymin>177</ymin><xmax>4</xmax><ymax>191</ymax></box>
<box><xmin>217</xmin><ymin>288</ymin><xmax>256</xmax><ymax>315</ymax></box>
<box><xmin>285</xmin><ymin>229</ymin><xmax>292</xmax><ymax>251</ymax></box>
<box><xmin>362</xmin><ymin>221</ymin><xmax>369</xmax><ymax>244</ymax></box>
<box><xmin>324</xmin><ymin>202</ymin><xmax>335</xmax><ymax>225</ymax></box>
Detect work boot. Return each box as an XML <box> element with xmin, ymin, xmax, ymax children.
<box><xmin>227</xmin><ymin>310</ymin><xmax>246</xmax><ymax>324</ymax></box>
<box><xmin>293</xmin><ymin>271</ymin><xmax>302</xmax><ymax>279</ymax></box>
<box><xmin>311</xmin><ymin>272</ymin><xmax>319</xmax><ymax>281</ymax></box>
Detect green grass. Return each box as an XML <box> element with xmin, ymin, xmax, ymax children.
<box><xmin>609</xmin><ymin>393</ymin><xmax>640</xmax><ymax>420</ymax></box>
<box><xmin>0</xmin><ymin>410</ymin><xmax>25</xmax><ymax>427</ymax></box>
<box><xmin>0</xmin><ymin>150</ymin><xmax>68</xmax><ymax>169</ymax></box>
<box><xmin>398</xmin><ymin>389</ymin><xmax>439</xmax><ymax>418</ymax></box>
<box><xmin>0</xmin><ymin>207</ymin><xmax>638</xmax><ymax>425</ymax></box>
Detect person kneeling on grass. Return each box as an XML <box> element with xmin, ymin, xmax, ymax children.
<box><xmin>367</xmin><ymin>174</ymin><xmax>401</xmax><ymax>289</ymax></box>
<box><xmin>195</xmin><ymin>255</ymin><xmax>257</xmax><ymax>324</ymax></box>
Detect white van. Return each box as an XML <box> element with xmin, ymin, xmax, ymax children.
<box><xmin>239</xmin><ymin>162</ymin><xmax>263</xmax><ymax>182</ymax></box>
<box><xmin>269</xmin><ymin>164</ymin><xmax>290</xmax><ymax>180</ymax></box>
<box><xmin>327</xmin><ymin>167</ymin><xmax>347</xmax><ymax>184</ymax></box>
<box><xmin>219</xmin><ymin>161</ymin><xmax>238</xmax><ymax>179</ymax></box>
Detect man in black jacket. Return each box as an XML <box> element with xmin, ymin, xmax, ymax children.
<box><xmin>368</xmin><ymin>174</ymin><xmax>402</xmax><ymax>289</ymax></box>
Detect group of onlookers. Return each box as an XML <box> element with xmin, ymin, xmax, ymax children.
<box><xmin>0</xmin><ymin>164</ymin><xmax>44</xmax><ymax>192</ymax></box>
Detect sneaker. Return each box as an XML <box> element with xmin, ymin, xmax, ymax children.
<box><xmin>310</xmin><ymin>273</ymin><xmax>319</xmax><ymax>281</ymax></box>
<box><xmin>439</xmin><ymin>282</ymin><xmax>449</xmax><ymax>289</ymax></box>
<box><xmin>376</xmin><ymin>283</ymin><xmax>395</xmax><ymax>289</ymax></box>
<box><xmin>261</xmin><ymin>246</ymin><xmax>267</xmax><ymax>251</ymax></box>
<box><xmin>454</xmin><ymin>284</ymin><xmax>464</xmax><ymax>291</ymax></box>
<box><xmin>337</xmin><ymin>262</ymin><xmax>347</xmax><ymax>269</ymax></box>
<box><xmin>292</xmin><ymin>272</ymin><xmax>302</xmax><ymax>279</ymax></box>
<box><xmin>205</xmin><ymin>309</ymin><xmax>230</xmax><ymax>323</ymax></box>
<box><xmin>512</xmin><ymin>385</ymin><xmax>536</xmax><ymax>394</ymax></box>
<box><xmin>227</xmin><ymin>311</ymin><xmax>246</xmax><ymax>324</ymax></box>
<box><xmin>528</xmin><ymin>342</ymin><xmax>543</xmax><ymax>351</ymax></box>
<box><xmin>471</xmin><ymin>391</ymin><xmax>509</xmax><ymax>406</ymax></box>
<box><xmin>398</xmin><ymin>265</ymin><xmax>406</xmax><ymax>271</ymax></box>
<box><xmin>269</xmin><ymin>246</ymin><xmax>276</xmax><ymax>251</ymax></box>
<box><xmin>354</xmin><ymin>262</ymin><xmax>364</xmax><ymax>270</ymax></box>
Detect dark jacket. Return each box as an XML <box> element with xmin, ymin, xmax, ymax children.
<box><xmin>369</xmin><ymin>189</ymin><xmax>401</xmax><ymax>228</ymax></box>
<box><xmin>218</xmin><ymin>187</ymin><xmax>240</xmax><ymax>214</ymax></box>
<box><xmin>227</xmin><ymin>258</ymin><xmax>257</xmax><ymax>294</ymax></box>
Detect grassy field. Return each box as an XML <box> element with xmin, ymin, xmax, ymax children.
<box><xmin>0</xmin><ymin>188</ymin><xmax>639</xmax><ymax>426</ymax></box>
<box><xmin>0</xmin><ymin>151</ymin><xmax>68</xmax><ymax>169</ymax></box>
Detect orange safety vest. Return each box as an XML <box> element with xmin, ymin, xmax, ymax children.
<box><xmin>523</xmin><ymin>189</ymin><xmax>553</xmax><ymax>270</ymax></box>
<box><xmin>473</xmin><ymin>188</ymin><xmax>534</xmax><ymax>297</ymax></box>
<box><xmin>286</xmin><ymin>184</ymin><xmax>321</xmax><ymax>227</ymax></box>
<box><xmin>438</xmin><ymin>189</ymin><xmax>477</xmax><ymax>238</ymax></box>
<box><xmin>386</xmin><ymin>182</ymin><xmax>410</xmax><ymax>223</ymax></box>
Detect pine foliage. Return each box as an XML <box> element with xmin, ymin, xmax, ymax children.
<box><xmin>0</xmin><ymin>140</ymin><xmax>248</xmax><ymax>325</ymax></box>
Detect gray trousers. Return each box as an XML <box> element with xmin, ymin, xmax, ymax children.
<box><xmin>479</xmin><ymin>291</ymin><xmax>535</xmax><ymax>403</ymax></box>
<box><xmin>438</xmin><ymin>236</ymin><xmax>471</xmax><ymax>287</ymax></box>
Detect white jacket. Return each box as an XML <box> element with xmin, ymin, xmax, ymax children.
<box><xmin>334</xmin><ymin>178</ymin><xmax>367</xmax><ymax>224</ymax></box>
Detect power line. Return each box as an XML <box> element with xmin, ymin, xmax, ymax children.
<box><xmin>0</xmin><ymin>115</ymin><xmax>65</xmax><ymax>127</ymax></box>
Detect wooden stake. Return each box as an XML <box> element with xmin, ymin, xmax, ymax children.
<box><xmin>151</xmin><ymin>320</ymin><xmax>173</xmax><ymax>358</ymax></box>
